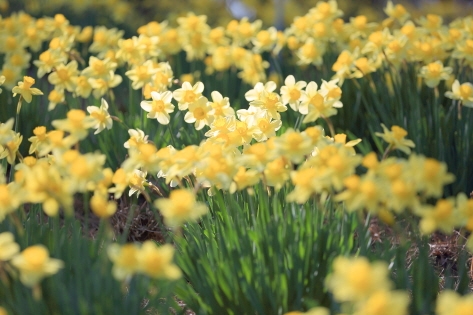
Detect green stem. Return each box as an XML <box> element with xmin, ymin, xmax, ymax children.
<box><xmin>322</xmin><ymin>115</ymin><xmax>335</xmax><ymax>137</ymax></box>
<box><xmin>167</xmin><ymin>124</ymin><xmax>178</xmax><ymax>148</ymax></box>
<box><xmin>381</xmin><ymin>143</ymin><xmax>393</xmax><ymax>160</ymax></box>
<box><xmin>8</xmin><ymin>96</ymin><xmax>23</xmax><ymax>183</ymax></box>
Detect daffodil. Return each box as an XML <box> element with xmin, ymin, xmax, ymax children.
<box><xmin>140</xmin><ymin>91</ymin><xmax>174</xmax><ymax>125</ymax></box>
<box><xmin>436</xmin><ymin>290</ymin><xmax>473</xmax><ymax>315</ymax></box>
<box><xmin>0</xmin><ymin>232</ymin><xmax>19</xmax><ymax>261</ymax></box>
<box><xmin>138</xmin><ymin>241</ymin><xmax>182</xmax><ymax>280</ymax></box>
<box><xmin>11</xmin><ymin>245</ymin><xmax>63</xmax><ymax>287</ymax></box>
<box><xmin>325</xmin><ymin>256</ymin><xmax>391</xmax><ymax>302</ymax></box>
<box><xmin>107</xmin><ymin>243</ymin><xmax>140</xmax><ymax>281</ymax></box>
<box><xmin>87</xmin><ymin>98</ymin><xmax>113</xmax><ymax>134</ymax></box>
<box><xmin>280</xmin><ymin>75</ymin><xmax>307</xmax><ymax>111</ymax></box>
<box><xmin>375</xmin><ymin>124</ymin><xmax>415</xmax><ymax>155</ymax></box>
<box><xmin>445</xmin><ymin>80</ymin><xmax>473</xmax><ymax>107</ymax></box>
<box><xmin>12</xmin><ymin>76</ymin><xmax>43</xmax><ymax>103</ymax></box>
<box><xmin>154</xmin><ymin>189</ymin><xmax>208</xmax><ymax>228</ymax></box>
<box><xmin>419</xmin><ymin>61</ymin><xmax>452</xmax><ymax>88</ymax></box>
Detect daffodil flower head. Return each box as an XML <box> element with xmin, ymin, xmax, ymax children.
<box><xmin>11</xmin><ymin>245</ymin><xmax>63</xmax><ymax>287</ymax></box>
<box><xmin>154</xmin><ymin>189</ymin><xmax>208</xmax><ymax>228</ymax></box>
<box><xmin>375</xmin><ymin>124</ymin><xmax>415</xmax><ymax>155</ymax></box>
<box><xmin>436</xmin><ymin>290</ymin><xmax>473</xmax><ymax>315</ymax></box>
<box><xmin>0</xmin><ymin>232</ymin><xmax>19</xmax><ymax>261</ymax></box>
<box><xmin>325</xmin><ymin>256</ymin><xmax>391</xmax><ymax>302</ymax></box>
<box><xmin>12</xmin><ymin>76</ymin><xmax>43</xmax><ymax>103</ymax></box>
<box><xmin>138</xmin><ymin>241</ymin><xmax>182</xmax><ymax>280</ymax></box>
<box><xmin>140</xmin><ymin>91</ymin><xmax>174</xmax><ymax>125</ymax></box>
<box><xmin>445</xmin><ymin>80</ymin><xmax>473</xmax><ymax>107</ymax></box>
<box><xmin>87</xmin><ymin>98</ymin><xmax>113</xmax><ymax>134</ymax></box>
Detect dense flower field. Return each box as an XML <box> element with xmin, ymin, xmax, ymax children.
<box><xmin>0</xmin><ymin>0</ymin><xmax>473</xmax><ymax>314</ymax></box>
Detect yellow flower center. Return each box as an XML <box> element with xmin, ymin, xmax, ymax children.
<box><xmin>286</xmin><ymin>132</ymin><xmax>303</xmax><ymax>149</ymax></box>
<box><xmin>388</xmin><ymin>40</ymin><xmax>402</xmax><ymax>52</ymax></box>
<box><xmin>91</xmin><ymin>110</ymin><xmax>107</xmax><ymax>123</ymax></box>
<box><xmin>48</xmin><ymin>130</ymin><xmax>65</xmax><ymax>145</ymax></box>
<box><xmin>10</xmin><ymin>54</ymin><xmax>23</xmax><ymax>66</ymax></box>
<box><xmin>289</xmin><ymin>88</ymin><xmax>301</xmax><ymax>101</ymax></box>
<box><xmin>355</xmin><ymin>58</ymin><xmax>371</xmax><ymax>74</ymax></box>
<box><xmin>347</xmin><ymin>261</ymin><xmax>371</xmax><ymax>291</ymax></box>
<box><xmin>424</xmin><ymin>159</ymin><xmax>441</xmax><ymax>180</ymax></box>
<box><xmin>48</xmin><ymin>90</ymin><xmax>63</xmax><ymax>103</ymax></box>
<box><xmin>313</xmin><ymin>22</ymin><xmax>326</xmax><ymax>37</ymax></box>
<box><xmin>264</xmin><ymin>94</ymin><xmax>279</xmax><ymax>110</ymax></box>
<box><xmin>23</xmin><ymin>76</ymin><xmax>35</xmax><ymax>89</ymax></box>
<box><xmin>239</xmin><ymin>22</ymin><xmax>252</xmax><ymax>37</ymax></box>
<box><xmin>427</xmin><ymin>62</ymin><xmax>442</xmax><ymax>77</ymax></box>
<box><xmin>364</xmin><ymin>291</ymin><xmax>388</xmax><ymax>314</ymax></box>
<box><xmin>256</xmin><ymin>30</ymin><xmax>271</xmax><ymax>45</ymax></box>
<box><xmin>302</xmin><ymin>42</ymin><xmax>317</xmax><ymax>59</ymax></box>
<box><xmin>344</xmin><ymin>175</ymin><xmax>360</xmax><ymax>190</ymax></box>
<box><xmin>70</xmin><ymin>156</ymin><xmax>92</xmax><ymax>178</ymax></box>
<box><xmin>152</xmin><ymin>100</ymin><xmax>165</xmax><ymax>112</ymax></box>
<box><xmin>0</xmin><ymin>185</ymin><xmax>11</xmax><ymax>205</ymax></box>
<box><xmin>138</xmin><ymin>143</ymin><xmax>157</xmax><ymax>161</ymax></box>
<box><xmin>193</xmin><ymin>107</ymin><xmax>206</xmax><ymax>120</ymax></box>
<box><xmin>22</xmin><ymin>246</ymin><xmax>48</xmax><ymax>271</ymax></box>
<box><xmin>33</xmin><ymin>126</ymin><xmax>47</xmax><ymax>139</ymax></box>
<box><xmin>183</xmin><ymin>90</ymin><xmax>197</xmax><ymax>103</ymax></box>
<box><xmin>435</xmin><ymin>200</ymin><xmax>453</xmax><ymax>220</ymax></box>
<box><xmin>368</xmin><ymin>31</ymin><xmax>383</xmax><ymax>46</ymax></box>
<box><xmin>460</xmin><ymin>83</ymin><xmax>473</xmax><ymax>99</ymax></box>
<box><xmin>294</xmin><ymin>16</ymin><xmax>307</xmax><ymax>31</ymax></box>
<box><xmin>92</xmin><ymin>60</ymin><xmax>106</xmax><ymax>75</ymax></box>
<box><xmin>360</xmin><ymin>180</ymin><xmax>377</xmax><ymax>200</ymax></box>
<box><xmin>328</xmin><ymin>154</ymin><xmax>345</xmax><ymax>172</ymax></box>
<box><xmin>67</xmin><ymin>109</ymin><xmax>86</xmax><ymax>127</ymax></box>
<box><xmin>258</xmin><ymin>119</ymin><xmax>270</xmax><ymax>132</ymax></box>
<box><xmin>23</xmin><ymin>156</ymin><xmax>37</xmax><ymax>166</ymax></box>
<box><xmin>39</xmin><ymin>50</ymin><xmax>52</xmax><ymax>64</ymax></box>
<box><xmin>56</xmin><ymin>68</ymin><xmax>70</xmax><ymax>81</ymax></box>
<box><xmin>318</xmin><ymin>2</ymin><xmax>331</xmax><ymax>16</ymax></box>
<box><xmin>391</xmin><ymin>126</ymin><xmax>408</xmax><ymax>140</ymax></box>
<box><xmin>392</xmin><ymin>179</ymin><xmax>409</xmax><ymax>198</ymax></box>
<box><xmin>309</xmin><ymin>93</ymin><xmax>325</xmax><ymax>111</ymax></box>
<box><xmin>353</xmin><ymin>15</ymin><xmax>367</xmax><ymax>29</ymax></box>
<box><xmin>426</xmin><ymin>14</ymin><xmax>441</xmax><ymax>28</ymax></box>
<box><xmin>6</xmin><ymin>36</ymin><xmax>17</xmax><ymax>50</ymax></box>
<box><xmin>118</xmin><ymin>244</ymin><xmax>138</xmax><ymax>267</ymax></box>
<box><xmin>327</xmin><ymin>87</ymin><xmax>342</xmax><ymax>99</ymax></box>
<box><xmin>136</xmin><ymin>65</ymin><xmax>151</xmax><ymax>81</ymax></box>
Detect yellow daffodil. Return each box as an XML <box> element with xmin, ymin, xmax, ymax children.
<box><xmin>325</xmin><ymin>256</ymin><xmax>391</xmax><ymax>302</ymax></box>
<box><xmin>107</xmin><ymin>243</ymin><xmax>140</xmax><ymax>281</ymax></box>
<box><xmin>419</xmin><ymin>61</ymin><xmax>452</xmax><ymax>88</ymax></box>
<box><xmin>140</xmin><ymin>91</ymin><xmax>174</xmax><ymax>125</ymax></box>
<box><xmin>436</xmin><ymin>290</ymin><xmax>473</xmax><ymax>315</ymax></box>
<box><xmin>0</xmin><ymin>232</ymin><xmax>19</xmax><ymax>261</ymax></box>
<box><xmin>138</xmin><ymin>241</ymin><xmax>182</xmax><ymax>280</ymax></box>
<box><xmin>154</xmin><ymin>189</ymin><xmax>208</xmax><ymax>228</ymax></box>
<box><xmin>375</xmin><ymin>124</ymin><xmax>415</xmax><ymax>155</ymax></box>
<box><xmin>445</xmin><ymin>79</ymin><xmax>473</xmax><ymax>107</ymax></box>
<box><xmin>11</xmin><ymin>245</ymin><xmax>63</xmax><ymax>287</ymax></box>
<box><xmin>87</xmin><ymin>98</ymin><xmax>113</xmax><ymax>134</ymax></box>
<box><xmin>12</xmin><ymin>76</ymin><xmax>43</xmax><ymax>103</ymax></box>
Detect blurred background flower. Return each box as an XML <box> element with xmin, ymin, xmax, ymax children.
<box><xmin>3</xmin><ymin>0</ymin><xmax>473</xmax><ymax>33</ymax></box>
